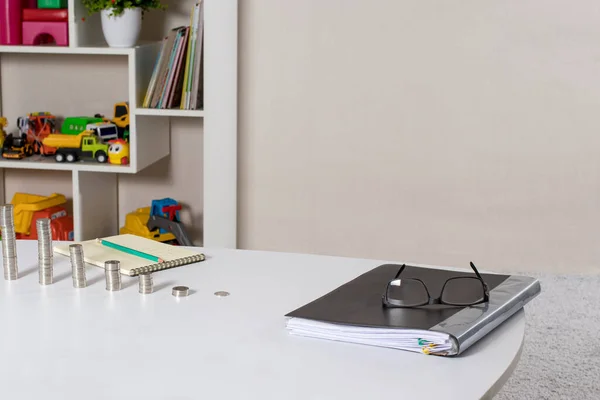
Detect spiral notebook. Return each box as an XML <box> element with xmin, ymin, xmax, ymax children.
<box><xmin>53</xmin><ymin>234</ymin><xmax>205</xmax><ymax>276</ymax></box>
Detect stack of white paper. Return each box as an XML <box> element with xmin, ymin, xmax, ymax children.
<box><xmin>286</xmin><ymin>318</ymin><xmax>456</xmax><ymax>356</ymax></box>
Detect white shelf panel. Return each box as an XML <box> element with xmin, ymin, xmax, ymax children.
<box><xmin>134</xmin><ymin>108</ymin><xmax>205</xmax><ymax>117</ymax></box>
<box><xmin>0</xmin><ymin>42</ymin><xmax>162</xmax><ymax>56</ymax></box>
<box><xmin>73</xmin><ymin>171</ymin><xmax>118</xmax><ymax>241</ymax></box>
<box><xmin>133</xmin><ymin>115</ymin><xmax>171</xmax><ymax>172</ymax></box>
<box><xmin>0</xmin><ymin>45</ymin><xmax>133</xmax><ymax>56</ymax></box>
<box><xmin>0</xmin><ymin>156</ymin><xmax>135</xmax><ymax>173</ymax></box>
<box><xmin>203</xmin><ymin>0</ymin><xmax>238</xmax><ymax>248</ymax></box>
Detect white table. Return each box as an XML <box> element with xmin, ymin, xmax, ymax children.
<box><xmin>0</xmin><ymin>241</ymin><xmax>524</xmax><ymax>400</ymax></box>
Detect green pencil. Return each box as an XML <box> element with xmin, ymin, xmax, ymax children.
<box><xmin>97</xmin><ymin>239</ymin><xmax>164</xmax><ymax>263</ymax></box>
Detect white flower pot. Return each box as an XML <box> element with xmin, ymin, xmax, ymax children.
<box><xmin>101</xmin><ymin>8</ymin><xmax>142</xmax><ymax>48</ymax></box>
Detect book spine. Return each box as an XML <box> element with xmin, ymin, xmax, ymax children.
<box><xmin>143</xmin><ymin>37</ymin><xmax>168</xmax><ymax>108</ymax></box>
<box><xmin>150</xmin><ymin>29</ymin><xmax>179</xmax><ymax>108</ymax></box>
<box><xmin>190</xmin><ymin>2</ymin><xmax>204</xmax><ymax>110</ymax></box>
<box><xmin>158</xmin><ymin>30</ymin><xmax>182</xmax><ymax>109</ymax></box>
<box><xmin>180</xmin><ymin>3</ymin><xmax>197</xmax><ymax>109</ymax></box>
<box><xmin>167</xmin><ymin>27</ymin><xmax>190</xmax><ymax>108</ymax></box>
<box><xmin>186</xmin><ymin>2</ymin><xmax>201</xmax><ymax>109</ymax></box>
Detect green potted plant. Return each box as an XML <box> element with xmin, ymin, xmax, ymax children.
<box><xmin>81</xmin><ymin>0</ymin><xmax>166</xmax><ymax>48</ymax></box>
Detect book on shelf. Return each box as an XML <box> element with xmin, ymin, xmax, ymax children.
<box><xmin>143</xmin><ymin>1</ymin><xmax>204</xmax><ymax>111</ymax></box>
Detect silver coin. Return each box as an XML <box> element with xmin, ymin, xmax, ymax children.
<box><xmin>214</xmin><ymin>291</ymin><xmax>230</xmax><ymax>297</ymax></box>
<box><xmin>3</xmin><ymin>268</ymin><xmax>17</xmax><ymax>280</ymax></box>
<box><xmin>172</xmin><ymin>286</ymin><xmax>189</xmax><ymax>297</ymax></box>
<box><xmin>36</xmin><ymin>221</ymin><xmax>53</xmax><ymax>281</ymax></box>
<box><xmin>105</xmin><ymin>260</ymin><xmax>121</xmax><ymax>291</ymax></box>
<box><xmin>70</xmin><ymin>244</ymin><xmax>87</xmax><ymax>288</ymax></box>
<box><xmin>39</xmin><ymin>271</ymin><xmax>53</xmax><ymax>285</ymax></box>
<box><xmin>2</xmin><ymin>255</ymin><xmax>18</xmax><ymax>280</ymax></box>
<box><xmin>138</xmin><ymin>273</ymin><xmax>153</xmax><ymax>294</ymax></box>
<box><xmin>105</xmin><ymin>260</ymin><xmax>120</xmax><ymax>271</ymax></box>
<box><xmin>0</xmin><ymin>206</ymin><xmax>18</xmax><ymax>281</ymax></box>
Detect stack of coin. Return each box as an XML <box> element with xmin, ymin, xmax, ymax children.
<box><xmin>69</xmin><ymin>244</ymin><xmax>87</xmax><ymax>288</ymax></box>
<box><xmin>138</xmin><ymin>272</ymin><xmax>153</xmax><ymax>294</ymax></box>
<box><xmin>105</xmin><ymin>260</ymin><xmax>121</xmax><ymax>291</ymax></box>
<box><xmin>0</xmin><ymin>204</ymin><xmax>18</xmax><ymax>280</ymax></box>
<box><xmin>36</xmin><ymin>218</ymin><xmax>53</xmax><ymax>285</ymax></box>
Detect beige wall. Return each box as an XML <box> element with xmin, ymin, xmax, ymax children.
<box><xmin>238</xmin><ymin>0</ymin><xmax>600</xmax><ymax>273</ymax></box>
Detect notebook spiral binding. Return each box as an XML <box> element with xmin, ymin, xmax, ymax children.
<box><xmin>129</xmin><ymin>253</ymin><xmax>206</xmax><ymax>276</ymax></box>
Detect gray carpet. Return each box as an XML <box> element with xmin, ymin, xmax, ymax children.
<box><xmin>495</xmin><ymin>273</ymin><xmax>600</xmax><ymax>399</ymax></box>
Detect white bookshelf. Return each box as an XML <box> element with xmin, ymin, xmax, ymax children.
<box><xmin>0</xmin><ymin>0</ymin><xmax>237</xmax><ymax>248</ymax></box>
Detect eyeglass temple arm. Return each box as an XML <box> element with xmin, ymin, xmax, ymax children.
<box><xmin>383</xmin><ymin>264</ymin><xmax>407</xmax><ymax>305</ymax></box>
<box><xmin>393</xmin><ymin>264</ymin><xmax>406</xmax><ymax>280</ymax></box>
<box><xmin>470</xmin><ymin>261</ymin><xmax>490</xmax><ymax>294</ymax></box>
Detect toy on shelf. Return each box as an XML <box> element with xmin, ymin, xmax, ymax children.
<box><xmin>0</xmin><ymin>117</ymin><xmax>8</xmax><ymax>148</ymax></box>
<box><xmin>120</xmin><ymin>198</ymin><xmax>194</xmax><ymax>246</ymax></box>
<box><xmin>0</xmin><ymin>105</ymin><xmax>131</xmax><ymax>164</ymax></box>
<box><xmin>86</xmin><ymin>122</ymin><xmax>119</xmax><ymax>141</ymax></box>
<box><xmin>18</xmin><ymin>112</ymin><xmax>58</xmax><ymax>155</ymax></box>
<box><xmin>0</xmin><ymin>0</ymin><xmax>69</xmax><ymax>46</ymax></box>
<box><xmin>108</xmin><ymin>139</ymin><xmax>129</xmax><ymax>165</ymax></box>
<box><xmin>2</xmin><ymin>133</ymin><xmax>34</xmax><ymax>159</ymax></box>
<box><xmin>61</xmin><ymin>116</ymin><xmax>104</xmax><ymax>135</ymax></box>
<box><xmin>7</xmin><ymin>192</ymin><xmax>73</xmax><ymax>240</ymax></box>
<box><xmin>43</xmin><ymin>131</ymin><xmax>108</xmax><ymax>163</ymax></box>
<box><xmin>95</xmin><ymin>102</ymin><xmax>130</xmax><ymax>141</ymax></box>
<box><xmin>23</xmin><ymin>7</ymin><xmax>67</xmax><ymax>22</ymax></box>
<box><xmin>37</xmin><ymin>0</ymin><xmax>67</xmax><ymax>9</ymax></box>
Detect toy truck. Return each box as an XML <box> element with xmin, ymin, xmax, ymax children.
<box><xmin>95</xmin><ymin>102</ymin><xmax>130</xmax><ymax>140</ymax></box>
<box><xmin>112</xmin><ymin>102</ymin><xmax>130</xmax><ymax>133</ymax></box>
<box><xmin>42</xmin><ymin>132</ymin><xmax>109</xmax><ymax>163</ymax></box>
<box><xmin>17</xmin><ymin>112</ymin><xmax>58</xmax><ymax>155</ymax></box>
<box><xmin>61</xmin><ymin>116</ymin><xmax>104</xmax><ymax>135</ymax></box>
<box><xmin>86</xmin><ymin>122</ymin><xmax>119</xmax><ymax>142</ymax></box>
<box><xmin>120</xmin><ymin>198</ymin><xmax>193</xmax><ymax>246</ymax></box>
<box><xmin>2</xmin><ymin>133</ymin><xmax>34</xmax><ymax>159</ymax></box>
<box><xmin>9</xmin><ymin>192</ymin><xmax>74</xmax><ymax>241</ymax></box>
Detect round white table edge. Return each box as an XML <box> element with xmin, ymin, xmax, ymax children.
<box><xmin>480</xmin><ymin>321</ymin><xmax>525</xmax><ymax>399</ymax></box>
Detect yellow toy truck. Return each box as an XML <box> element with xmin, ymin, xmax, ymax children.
<box><xmin>111</xmin><ymin>102</ymin><xmax>130</xmax><ymax>132</ymax></box>
<box><xmin>120</xmin><ymin>198</ymin><xmax>193</xmax><ymax>246</ymax></box>
<box><xmin>9</xmin><ymin>193</ymin><xmax>74</xmax><ymax>240</ymax></box>
<box><xmin>42</xmin><ymin>132</ymin><xmax>109</xmax><ymax>163</ymax></box>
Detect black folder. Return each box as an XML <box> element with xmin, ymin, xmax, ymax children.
<box><xmin>285</xmin><ymin>264</ymin><xmax>540</xmax><ymax>356</ymax></box>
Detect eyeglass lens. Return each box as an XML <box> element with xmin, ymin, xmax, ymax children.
<box><xmin>386</xmin><ymin>279</ymin><xmax>429</xmax><ymax>306</ymax></box>
<box><xmin>440</xmin><ymin>277</ymin><xmax>485</xmax><ymax>305</ymax></box>
<box><xmin>387</xmin><ymin>277</ymin><xmax>486</xmax><ymax>306</ymax></box>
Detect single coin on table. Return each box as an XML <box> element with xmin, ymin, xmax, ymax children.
<box><xmin>172</xmin><ymin>286</ymin><xmax>190</xmax><ymax>297</ymax></box>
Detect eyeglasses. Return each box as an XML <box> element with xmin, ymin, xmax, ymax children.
<box><xmin>382</xmin><ymin>262</ymin><xmax>490</xmax><ymax>308</ymax></box>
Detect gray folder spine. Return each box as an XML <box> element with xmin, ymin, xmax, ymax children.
<box><xmin>430</xmin><ymin>275</ymin><xmax>541</xmax><ymax>355</ymax></box>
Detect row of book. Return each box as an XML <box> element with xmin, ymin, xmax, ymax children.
<box><xmin>143</xmin><ymin>1</ymin><xmax>204</xmax><ymax>110</ymax></box>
